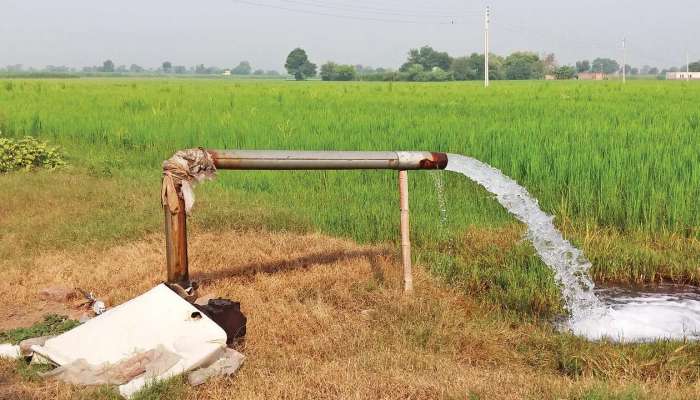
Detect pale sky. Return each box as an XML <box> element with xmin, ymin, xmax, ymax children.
<box><xmin>1</xmin><ymin>0</ymin><xmax>697</xmax><ymax>71</ymax></box>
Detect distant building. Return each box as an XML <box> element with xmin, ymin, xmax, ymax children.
<box><xmin>666</xmin><ymin>71</ymin><xmax>700</xmax><ymax>80</ymax></box>
<box><xmin>545</xmin><ymin>74</ymin><xmax>556</xmax><ymax>80</ymax></box>
<box><xmin>222</xmin><ymin>69</ymin><xmax>231</xmax><ymax>76</ymax></box>
<box><xmin>577</xmin><ymin>72</ymin><xmax>606</xmax><ymax>80</ymax></box>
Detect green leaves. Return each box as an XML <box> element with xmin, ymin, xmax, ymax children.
<box><xmin>0</xmin><ymin>314</ymin><xmax>79</xmax><ymax>344</ymax></box>
<box><xmin>0</xmin><ymin>135</ymin><xmax>66</xmax><ymax>173</ymax></box>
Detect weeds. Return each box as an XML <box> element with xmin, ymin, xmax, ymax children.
<box><xmin>0</xmin><ymin>314</ymin><xmax>79</xmax><ymax>344</ymax></box>
<box><xmin>0</xmin><ymin>135</ymin><xmax>66</xmax><ymax>172</ymax></box>
<box><xmin>131</xmin><ymin>375</ymin><xmax>187</xmax><ymax>400</ymax></box>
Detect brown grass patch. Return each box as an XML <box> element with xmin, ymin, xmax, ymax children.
<box><xmin>0</xmin><ymin>229</ymin><xmax>698</xmax><ymax>399</ymax></box>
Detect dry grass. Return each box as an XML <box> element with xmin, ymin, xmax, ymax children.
<box><xmin>1</xmin><ymin>229</ymin><xmax>699</xmax><ymax>399</ymax></box>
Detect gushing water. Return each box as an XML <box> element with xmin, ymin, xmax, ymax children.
<box><xmin>446</xmin><ymin>154</ymin><xmax>602</xmax><ymax>321</ymax></box>
<box><xmin>445</xmin><ymin>154</ymin><xmax>700</xmax><ymax>341</ymax></box>
<box><xmin>430</xmin><ymin>171</ymin><xmax>448</xmax><ymax>225</ymax></box>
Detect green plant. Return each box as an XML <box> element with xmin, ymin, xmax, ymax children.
<box><xmin>14</xmin><ymin>358</ymin><xmax>54</xmax><ymax>382</ymax></box>
<box><xmin>0</xmin><ymin>314</ymin><xmax>80</xmax><ymax>344</ymax></box>
<box><xmin>1</xmin><ymin>79</ymin><xmax>700</xmax><ymax>314</ymax></box>
<box><xmin>131</xmin><ymin>375</ymin><xmax>187</xmax><ymax>400</ymax></box>
<box><xmin>0</xmin><ymin>135</ymin><xmax>66</xmax><ymax>172</ymax></box>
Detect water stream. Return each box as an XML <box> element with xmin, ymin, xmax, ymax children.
<box><xmin>445</xmin><ymin>154</ymin><xmax>700</xmax><ymax>342</ymax></box>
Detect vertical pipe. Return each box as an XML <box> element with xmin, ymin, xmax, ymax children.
<box><xmin>399</xmin><ymin>170</ymin><xmax>413</xmax><ymax>293</ymax></box>
<box><xmin>164</xmin><ymin>193</ymin><xmax>189</xmax><ymax>285</ymax></box>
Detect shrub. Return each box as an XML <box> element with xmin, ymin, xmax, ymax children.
<box><xmin>320</xmin><ymin>62</ymin><xmax>357</xmax><ymax>81</ymax></box>
<box><xmin>0</xmin><ymin>135</ymin><xmax>66</xmax><ymax>172</ymax></box>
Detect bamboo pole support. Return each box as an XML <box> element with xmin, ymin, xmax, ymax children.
<box><xmin>399</xmin><ymin>170</ymin><xmax>413</xmax><ymax>294</ymax></box>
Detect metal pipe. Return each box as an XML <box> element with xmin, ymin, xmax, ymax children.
<box><xmin>399</xmin><ymin>170</ymin><xmax>413</xmax><ymax>293</ymax></box>
<box><xmin>164</xmin><ymin>149</ymin><xmax>448</xmax><ymax>291</ymax></box>
<box><xmin>164</xmin><ymin>194</ymin><xmax>189</xmax><ymax>286</ymax></box>
<box><xmin>207</xmin><ymin>150</ymin><xmax>448</xmax><ymax>171</ymax></box>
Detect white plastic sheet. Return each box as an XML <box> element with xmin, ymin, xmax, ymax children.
<box><xmin>32</xmin><ymin>284</ymin><xmax>228</xmax><ymax>398</ymax></box>
<box><xmin>0</xmin><ymin>343</ymin><xmax>20</xmax><ymax>359</ymax></box>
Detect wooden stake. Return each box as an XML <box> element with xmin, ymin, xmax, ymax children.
<box><xmin>399</xmin><ymin>170</ymin><xmax>413</xmax><ymax>293</ymax></box>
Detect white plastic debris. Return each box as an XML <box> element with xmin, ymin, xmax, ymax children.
<box><xmin>92</xmin><ymin>300</ymin><xmax>106</xmax><ymax>315</ymax></box>
<box><xmin>41</xmin><ymin>345</ymin><xmax>181</xmax><ymax>386</ymax></box>
<box><xmin>31</xmin><ymin>284</ymin><xmax>229</xmax><ymax>398</ymax></box>
<box><xmin>162</xmin><ymin>148</ymin><xmax>217</xmax><ymax>215</ymax></box>
<box><xmin>187</xmin><ymin>348</ymin><xmax>245</xmax><ymax>386</ymax></box>
<box><xmin>0</xmin><ymin>343</ymin><xmax>21</xmax><ymax>359</ymax></box>
<box><xmin>19</xmin><ymin>336</ymin><xmax>51</xmax><ymax>357</ymax></box>
<box><xmin>78</xmin><ymin>289</ymin><xmax>107</xmax><ymax>315</ymax></box>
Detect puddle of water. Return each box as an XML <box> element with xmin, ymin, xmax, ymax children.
<box><xmin>569</xmin><ymin>284</ymin><xmax>700</xmax><ymax>342</ymax></box>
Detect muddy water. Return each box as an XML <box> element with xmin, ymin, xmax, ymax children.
<box><xmin>445</xmin><ymin>154</ymin><xmax>700</xmax><ymax>342</ymax></box>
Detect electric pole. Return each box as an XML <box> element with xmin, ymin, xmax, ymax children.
<box><xmin>687</xmin><ymin>50</ymin><xmax>690</xmax><ymax>81</ymax></box>
<box><xmin>622</xmin><ymin>38</ymin><xmax>627</xmax><ymax>83</ymax></box>
<box><xmin>484</xmin><ymin>5</ymin><xmax>490</xmax><ymax>87</ymax></box>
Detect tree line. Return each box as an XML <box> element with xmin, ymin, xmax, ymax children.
<box><xmin>3</xmin><ymin>49</ymin><xmax>698</xmax><ymax>79</ymax></box>
<box><xmin>1</xmin><ymin>61</ymin><xmax>281</xmax><ymax>76</ymax></box>
<box><xmin>284</xmin><ymin>46</ymin><xmax>699</xmax><ymax>82</ymax></box>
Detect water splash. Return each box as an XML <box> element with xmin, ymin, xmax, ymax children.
<box><xmin>445</xmin><ymin>154</ymin><xmax>603</xmax><ymax>322</ymax></box>
<box><xmin>575</xmin><ymin>285</ymin><xmax>700</xmax><ymax>341</ymax></box>
<box><xmin>446</xmin><ymin>154</ymin><xmax>700</xmax><ymax>341</ymax></box>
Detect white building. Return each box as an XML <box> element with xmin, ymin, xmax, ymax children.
<box><xmin>222</xmin><ymin>69</ymin><xmax>231</xmax><ymax>76</ymax></box>
<box><xmin>666</xmin><ymin>71</ymin><xmax>700</xmax><ymax>80</ymax></box>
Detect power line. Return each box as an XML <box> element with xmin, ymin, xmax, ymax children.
<box><xmin>233</xmin><ymin>0</ymin><xmax>474</xmax><ymax>25</ymax></box>
<box><xmin>325</xmin><ymin>0</ymin><xmax>484</xmax><ymax>14</ymax></box>
<box><xmin>355</xmin><ymin>0</ymin><xmax>481</xmax><ymax>13</ymax></box>
<box><xmin>276</xmin><ymin>0</ymin><xmax>482</xmax><ymax>19</ymax></box>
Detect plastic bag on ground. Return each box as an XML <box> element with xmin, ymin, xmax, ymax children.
<box><xmin>188</xmin><ymin>348</ymin><xmax>245</xmax><ymax>386</ymax></box>
<box><xmin>41</xmin><ymin>345</ymin><xmax>181</xmax><ymax>386</ymax></box>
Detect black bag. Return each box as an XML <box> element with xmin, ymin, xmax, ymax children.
<box><xmin>195</xmin><ymin>299</ymin><xmax>247</xmax><ymax>346</ymax></box>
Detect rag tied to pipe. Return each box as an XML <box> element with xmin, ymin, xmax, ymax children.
<box><xmin>162</xmin><ymin>148</ymin><xmax>217</xmax><ymax>215</ymax></box>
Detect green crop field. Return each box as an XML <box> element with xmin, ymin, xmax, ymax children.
<box><xmin>2</xmin><ymin>79</ymin><xmax>700</xmax><ymax>314</ymax></box>
<box><xmin>2</xmin><ymin>78</ymin><xmax>700</xmax><ymax>399</ymax></box>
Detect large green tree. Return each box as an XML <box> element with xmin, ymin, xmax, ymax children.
<box><xmin>285</xmin><ymin>48</ymin><xmax>317</xmax><ymax>80</ymax></box>
<box><xmin>450</xmin><ymin>53</ymin><xmax>503</xmax><ymax>81</ymax></box>
<box><xmin>503</xmin><ymin>52</ymin><xmax>544</xmax><ymax>80</ymax></box>
<box><xmin>575</xmin><ymin>60</ymin><xmax>590</xmax><ymax>73</ymax></box>
<box><xmin>591</xmin><ymin>58</ymin><xmax>620</xmax><ymax>74</ymax></box>
<box><xmin>101</xmin><ymin>60</ymin><xmax>115</xmax><ymax>73</ymax></box>
<box><xmin>450</xmin><ymin>56</ymin><xmax>474</xmax><ymax>80</ymax></box>
<box><xmin>688</xmin><ymin>61</ymin><xmax>700</xmax><ymax>72</ymax></box>
<box><xmin>320</xmin><ymin>62</ymin><xmax>356</xmax><ymax>81</ymax></box>
<box><xmin>555</xmin><ymin>65</ymin><xmax>576</xmax><ymax>80</ymax></box>
<box><xmin>232</xmin><ymin>61</ymin><xmax>252</xmax><ymax>75</ymax></box>
<box><xmin>400</xmin><ymin>46</ymin><xmax>452</xmax><ymax>72</ymax></box>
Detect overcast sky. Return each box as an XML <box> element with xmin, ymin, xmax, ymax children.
<box><xmin>1</xmin><ymin>0</ymin><xmax>698</xmax><ymax>71</ymax></box>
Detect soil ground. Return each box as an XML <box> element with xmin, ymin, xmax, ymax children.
<box><xmin>0</xmin><ymin>229</ymin><xmax>698</xmax><ymax>399</ymax></box>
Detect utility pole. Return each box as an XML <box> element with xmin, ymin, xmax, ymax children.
<box><xmin>484</xmin><ymin>5</ymin><xmax>490</xmax><ymax>87</ymax></box>
<box><xmin>622</xmin><ymin>38</ymin><xmax>626</xmax><ymax>84</ymax></box>
<box><xmin>687</xmin><ymin>50</ymin><xmax>690</xmax><ymax>81</ymax></box>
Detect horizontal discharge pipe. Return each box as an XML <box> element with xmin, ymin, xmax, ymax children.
<box><xmin>163</xmin><ymin>149</ymin><xmax>448</xmax><ymax>290</ymax></box>
<box><xmin>207</xmin><ymin>150</ymin><xmax>448</xmax><ymax>171</ymax></box>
